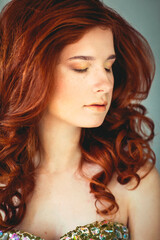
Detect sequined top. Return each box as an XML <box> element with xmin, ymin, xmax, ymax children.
<box><xmin>0</xmin><ymin>220</ymin><xmax>129</xmax><ymax>240</ymax></box>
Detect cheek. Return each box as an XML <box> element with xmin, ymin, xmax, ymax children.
<box><xmin>54</xmin><ymin>81</ymin><xmax>68</xmax><ymax>100</ymax></box>
<box><xmin>54</xmin><ymin>73</ymin><xmax>86</xmax><ymax>103</ymax></box>
<box><xmin>53</xmin><ymin>72</ymin><xmax>71</xmax><ymax>100</ymax></box>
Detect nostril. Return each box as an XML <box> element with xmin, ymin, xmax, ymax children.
<box><xmin>93</xmin><ymin>80</ymin><xmax>114</xmax><ymax>93</ymax></box>
<box><xmin>97</xmin><ymin>89</ymin><xmax>104</xmax><ymax>92</ymax></box>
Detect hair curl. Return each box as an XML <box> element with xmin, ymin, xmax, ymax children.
<box><xmin>0</xmin><ymin>0</ymin><xmax>155</xmax><ymax>230</ymax></box>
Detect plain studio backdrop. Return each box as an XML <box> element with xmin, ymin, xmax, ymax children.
<box><xmin>0</xmin><ymin>0</ymin><xmax>160</xmax><ymax>173</ymax></box>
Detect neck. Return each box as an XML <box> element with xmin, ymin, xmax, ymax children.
<box><xmin>37</xmin><ymin>115</ymin><xmax>82</xmax><ymax>174</ymax></box>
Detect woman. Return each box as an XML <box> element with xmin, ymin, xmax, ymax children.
<box><xmin>0</xmin><ymin>0</ymin><xmax>159</xmax><ymax>239</ymax></box>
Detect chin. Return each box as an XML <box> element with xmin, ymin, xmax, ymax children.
<box><xmin>81</xmin><ymin>119</ymin><xmax>105</xmax><ymax>128</ymax></box>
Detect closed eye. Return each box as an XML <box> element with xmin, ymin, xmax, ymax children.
<box><xmin>73</xmin><ymin>67</ymin><xmax>112</xmax><ymax>73</ymax></box>
<box><xmin>105</xmin><ymin>68</ymin><xmax>112</xmax><ymax>73</ymax></box>
<box><xmin>73</xmin><ymin>68</ymin><xmax>88</xmax><ymax>73</ymax></box>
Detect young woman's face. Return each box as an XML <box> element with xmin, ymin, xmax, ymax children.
<box><xmin>47</xmin><ymin>27</ymin><xmax>116</xmax><ymax>128</ymax></box>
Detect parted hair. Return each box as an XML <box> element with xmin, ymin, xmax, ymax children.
<box><xmin>0</xmin><ymin>0</ymin><xmax>155</xmax><ymax>230</ymax></box>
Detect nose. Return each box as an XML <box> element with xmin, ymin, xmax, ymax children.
<box><xmin>92</xmin><ymin>69</ymin><xmax>114</xmax><ymax>93</ymax></box>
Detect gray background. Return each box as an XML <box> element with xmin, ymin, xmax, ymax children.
<box><xmin>0</xmin><ymin>0</ymin><xmax>160</xmax><ymax>172</ymax></box>
<box><xmin>104</xmin><ymin>0</ymin><xmax>160</xmax><ymax>173</ymax></box>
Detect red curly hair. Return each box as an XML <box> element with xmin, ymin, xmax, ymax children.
<box><xmin>0</xmin><ymin>0</ymin><xmax>155</xmax><ymax>230</ymax></box>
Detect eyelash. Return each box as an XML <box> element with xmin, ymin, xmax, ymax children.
<box><xmin>73</xmin><ymin>68</ymin><xmax>112</xmax><ymax>73</ymax></box>
<box><xmin>73</xmin><ymin>68</ymin><xmax>88</xmax><ymax>73</ymax></box>
<box><xmin>105</xmin><ymin>68</ymin><xmax>112</xmax><ymax>73</ymax></box>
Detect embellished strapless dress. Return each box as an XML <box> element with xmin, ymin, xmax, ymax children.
<box><xmin>0</xmin><ymin>220</ymin><xmax>129</xmax><ymax>240</ymax></box>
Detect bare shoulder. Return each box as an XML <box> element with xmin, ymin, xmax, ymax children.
<box><xmin>108</xmin><ymin>163</ymin><xmax>160</xmax><ymax>196</ymax></box>
<box><xmin>128</xmin><ymin>163</ymin><xmax>160</xmax><ymax>196</ymax></box>
<box><xmin>127</xmin><ymin>164</ymin><xmax>160</xmax><ymax>240</ymax></box>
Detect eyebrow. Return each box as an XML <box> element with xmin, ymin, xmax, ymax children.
<box><xmin>67</xmin><ymin>54</ymin><xmax>116</xmax><ymax>61</ymax></box>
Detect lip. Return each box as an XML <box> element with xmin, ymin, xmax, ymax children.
<box><xmin>84</xmin><ymin>102</ymin><xmax>107</xmax><ymax>112</ymax></box>
<box><xmin>85</xmin><ymin>101</ymin><xmax>108</xmax><ymax>107</ymax></box>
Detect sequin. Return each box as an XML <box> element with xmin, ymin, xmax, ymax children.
<box><xmin>79</xmin><ymin>227</ymin><xmax>89</xmax><ymax>234</ymax></box>
<box><xmin>104</xmin><ymin>229</ymin><xmax>114</xmax><ymax>233</ymax></box>
<box><xmin>99</xmin><ymin>234</ymin><xmax>106</xmax><ymax>240</ymax></box>
<box><xmin>115</xmin><ymin>230</ymin><xmax>123</xmax><ymax>238</ymax></box>
<box><xmin>90</xmin><ymin>227</ymin><xmax>100</xmax><ymax>235</ymax></box>
<box><xmin>9</xmin><ymin>233</ymin><xmax>20</xmax><ymax>240</ymax></box>
<box><xmin>73</xmin><ymin>237</ymin><xmax>78</xmax><ymax>240</ymax></box>
<box><xmin>1</xmin><ymin>233</ymin><xmax>9</xmax><ymax>240</ymax></box>
<box><xmin>60</xmin><ymin>221</ymin><xmax>130</xmax><ymax>239</ymax></box>
<box><xmin>0</xmin><ymin>221</ymin><xmax>130</xmax><ymax>240</ymax></box>
<box><xmin>100</xmin><ymin>220</ymin><xmax>108</xmax><ymax>225</ymax></box>
<box><xmin>123</xmin><ymin>233</ymin><xmax>129</xmax><ymax>239</ymax></box>
<box><xmin>122</xmin><ymin>227</ymin><xmax>128</xmax><ymax>232</ymax></box>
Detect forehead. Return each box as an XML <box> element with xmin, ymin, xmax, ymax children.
<box><xmin>60</xmin><ymin>27</ymin><xmax>115</xmax><ymax>60</ymax></box>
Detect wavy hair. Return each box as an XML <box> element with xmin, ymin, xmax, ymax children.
<box><xmin>0</xmin><ymin>0</ymin><xmax>155</xmax><ymax>230</ymax></box>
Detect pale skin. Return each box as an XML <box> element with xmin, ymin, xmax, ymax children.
<box><xmin>16</xmin><ymin>27</ymin><xmax>160</xmax><ymax>240</ymax></box>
